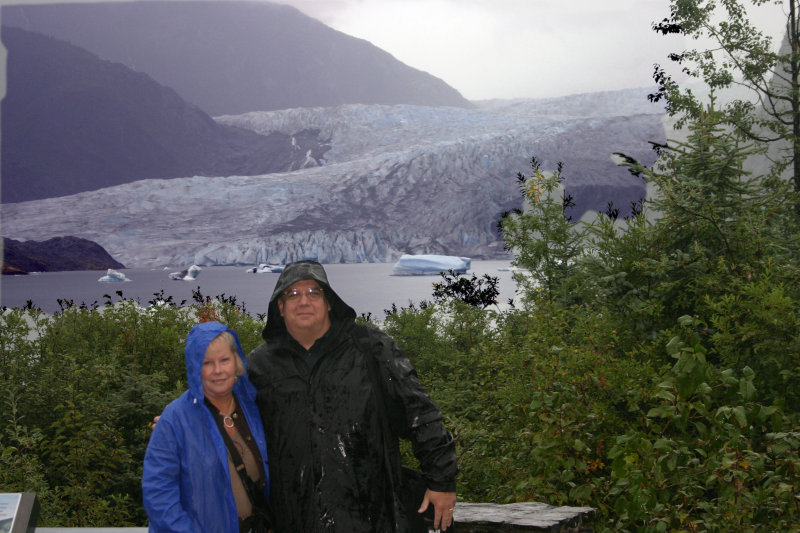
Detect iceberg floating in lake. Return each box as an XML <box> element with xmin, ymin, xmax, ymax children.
<box><xmin>392</xmin><ymin>254</ymin><xmax>471</xmax><ymax>276</ymax></box>
<box><xmin>98</xmin><ymin>269</ymin><xmax>131</xmax><ymax>282</ymax></box>
<box><xmin>245</xmin><ymin>263</ymin><xmax>284</xmax><ymax>274</ymax></box>
<box><xmin>169</xmin><ymin>265</ymin><xmax>202</xmax><ymax>281</ymax></box>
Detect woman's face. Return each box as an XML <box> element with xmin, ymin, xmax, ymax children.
<box><xmin>201</xmin><ymin>336</ymin><xmax>238</xmax><ymax>401</ymax></box>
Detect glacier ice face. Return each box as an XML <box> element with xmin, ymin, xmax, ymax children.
<box><xmin>392</xmin><ymin>254</ymin><xmax>471</xmax><ymax>276</ymax></box>
<box><xmin>2</xmin><ymin>92</ymin><xmax>665</xmax><ymax>268</ymax></box>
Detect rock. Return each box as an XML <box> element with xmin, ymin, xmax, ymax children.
<box><xmin>454</xmin><ymin>502</ymin><xmax>596</xmax><ymax>532</ymax></box>
<box><xmin>2</xmin><ymin>236</ymin><xmax>125</xmax><ymax>274</ymax></box>
<box><xmin>2</xmin><ymin>265</ymin><xmax>28</xmax><ymax>276</ymax></box>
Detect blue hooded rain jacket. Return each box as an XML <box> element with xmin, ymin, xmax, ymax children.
<box><xmin>142</xmin><ymin>321</ymin><xmax>270</xmax><ymax>532</ymax></box>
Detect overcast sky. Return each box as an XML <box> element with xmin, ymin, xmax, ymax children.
<box><xmin>278</xmin><ymin>0</ymin><xmax>788</xmax><ymax>101</ymax></box>
<box><xmin>0</xmin><ymin>0</ymin><xmax>789</xmax><ymax>101</ymax></box>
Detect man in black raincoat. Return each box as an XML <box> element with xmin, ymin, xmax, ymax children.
<box><xmin>246</xmin><ymin>260</ymin><xmax>458</xmax><ymax>532</ymax></box>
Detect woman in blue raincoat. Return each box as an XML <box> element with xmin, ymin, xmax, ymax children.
<box><xmin>143</xmin><ymin>321</ymin><xmax>271</xmax><ymax>532</ymax></box>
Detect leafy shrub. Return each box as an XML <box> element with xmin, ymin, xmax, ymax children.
<box><xmin>432</xmin><ymin>270</ymin><xmax>500</xmax><ymax>309</ymax></box>
<box><xmin>605</xmin><ymin>316</ymin><xmax>799</xmax><ymax>532</ymax></box>
<box><xmin>704</xmin><ymin>276</ymin><xmax>800</xmax><ymax>411</ymax></box>
<box><xmin>0</xmin><ymin>291</ymin><xmax>265</xmax><ymax>526</ymax></box>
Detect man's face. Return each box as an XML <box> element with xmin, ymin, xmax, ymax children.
<box><xmin>277</xmin><ymin>279</ymin><xmax>332</xmax><ymax>341</ymax></box>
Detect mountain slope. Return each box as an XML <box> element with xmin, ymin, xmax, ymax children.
<box><xmin>0</xmin><ymin>0</ymin><xmax>471</xmax><ymax>115</ymax></box>
<box><xmin>0</xmin><ymin>26</ymin><xmax>330</xmax><ymax>203</ymax></box>
<box><xmin>3</xmin><ymin>236</ymin><xmax>125</xmax><ymax>274</ymax></box>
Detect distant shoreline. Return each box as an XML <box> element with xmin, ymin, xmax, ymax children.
<box><xmin>1</xmin><ymin>261</ymin><xmax>518</xmax><ymax>319</ymax></box>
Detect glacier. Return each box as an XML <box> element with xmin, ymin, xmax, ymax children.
<box><xmin>1</xmin><ymin>91</ymin><xmax>666</xmax><ymax>268</ymax></box>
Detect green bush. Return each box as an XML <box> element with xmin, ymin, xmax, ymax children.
<box><xmin>0</xmin><ymin>291</ymin><xmax>264</xmax><ymax>526</ymax></box>
<box><xmin>606</xmin><ymin>316</ymin><xmax>799</xmax><ymax>532</ymax></box>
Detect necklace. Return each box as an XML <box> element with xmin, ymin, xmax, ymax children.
<box><xmin>220</xmin><ymin>396</ymin><xmax>236</xmax><ymax>429</ymax></box>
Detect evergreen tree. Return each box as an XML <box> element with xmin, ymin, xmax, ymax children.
<box><xmin>612</xmin><ymin>102</ymin><xmax>795</xmax><ymax>324</ymax></box>
<box><xmin>499</xmin><ymin>158</ymin><xmax>589</xmax><ymax>307</ymax></box>
<box><xmin>651</xmin><ymin>0</ymin><xmax>800</xmax><ymax>202</ymax></box>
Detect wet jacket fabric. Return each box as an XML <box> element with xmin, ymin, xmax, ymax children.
<box><xmin>143</xmin><ymin>321</ymin><xmax>270</xmax><ymax>533</ymax></box>
<box><xmin>247</xmin><ymin>260</ymin><xmax>458</xmax><ymax>532</ymax></box>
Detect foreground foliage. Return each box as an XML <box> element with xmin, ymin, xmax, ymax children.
<box><xmin>383</xmin><ymin>302</ymin><xmax>800</xmax><ymax>532</ymax></box>
<box><xmin>1</xmin><ymin>287</ymin><xmax>798</xmax><ymax>530</ymax></box>
<box><xmin>0</xmin><ymin>293</ymin><xmax>262</xmax><ymax>526</ymax></box>
<box><xmin>2</xmin><ymin>253</ymin><xmax>799</xmax><ymax>531</ymax></box>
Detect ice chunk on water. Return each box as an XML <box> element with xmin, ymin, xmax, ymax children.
<box><xmin>169</xmin><ymin>264</ymin><xmax>202</xmax><ymax>281</ymax></box>
<box><xmin>98</xmin><ymin>269</ymin><xmax>131</xmax><ymax>282</ymax></box>
<box><xmin>392</xmin><ymin>254</ymin><xmax>470</xmax><ymax>276</ymax></box>
<box><xmin>245</xmin><ymin>263</ymin><xmax>284</xmax><ymax>273</ymax></box>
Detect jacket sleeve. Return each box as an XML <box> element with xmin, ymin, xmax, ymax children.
<box><xmin>142</xmin><ymin>413</ymin><xmax>204</xmax><ymax>533</ymax></box>
<box><xmin>374</xmin><ymin>330</ymin><xmax>458</xmax><ymax>493</ymax></box>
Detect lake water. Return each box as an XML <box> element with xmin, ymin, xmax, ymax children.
<box><xmin>1</xmin><ymin>260</ymin><xmax>518</xmax><ymax>319</ymax></box>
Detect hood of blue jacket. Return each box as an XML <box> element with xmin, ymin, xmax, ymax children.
<box><xmin>185</xmin><ymin>320</ymin><xmax>246</xmax><ymax>401</ymax></box>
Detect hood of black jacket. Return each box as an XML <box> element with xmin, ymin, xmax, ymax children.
<box><xmin>262</xmin><ymin>260</ymin><xmax>356</xmax><ymax>341</ymax></box>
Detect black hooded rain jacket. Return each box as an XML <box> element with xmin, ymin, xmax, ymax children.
<box><xmin>246</xmin><ymin>261</ymin><xmax>457</xmax><ymax>532</ymax></box>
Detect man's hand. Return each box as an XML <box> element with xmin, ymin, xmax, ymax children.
<box><xmin>419</xmin><ymin>489</ymin><xmax>457</xmax><ymax>531</ymax></box>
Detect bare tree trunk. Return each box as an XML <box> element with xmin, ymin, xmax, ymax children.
<box><xmin>792</xmin><ymin>0</ymin><xmax>800</xmax><ymax>196</ymax></box>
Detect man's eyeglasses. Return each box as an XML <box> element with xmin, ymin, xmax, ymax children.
<box><xmin>283</xmin><ymin>286</ymin><xmax>324</xmax><ymax>301</ymax></box>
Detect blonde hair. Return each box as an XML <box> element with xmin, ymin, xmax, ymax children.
<box><xmin>211</xmin><ymin>330</ymin><xmax>245</xmax><ymax>377</ymax></box>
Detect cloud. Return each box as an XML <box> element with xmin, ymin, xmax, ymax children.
<box><xmin>282</xmin><ymin>0</ymin><xmax>683</xmax><ymax>100</ymax></box>
<box><xmin>1</xmin><ymin>0</ymin><xmax>787</xmax><ymax>101</ymax></box>
<box><xmin>281</xmin><ymin>0</ymin><xmax>789</xmax><ymax>101</ymax></box>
